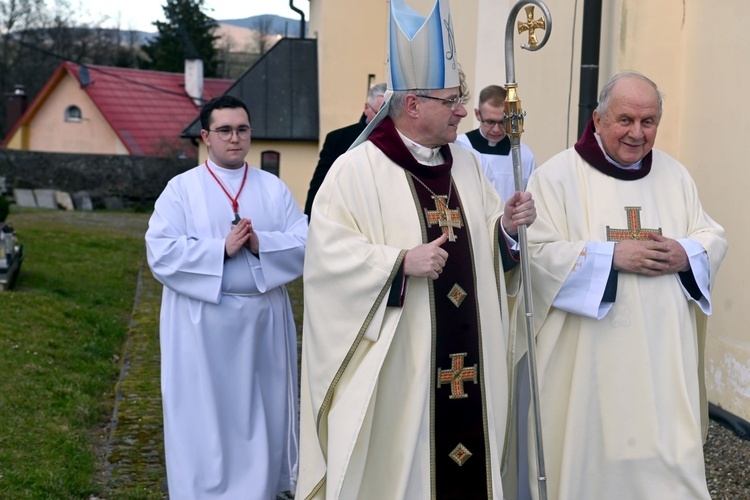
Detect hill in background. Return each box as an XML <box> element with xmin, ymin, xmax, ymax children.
<box><xmin>126</xmin><ymin>14</ymin><xmax>305</xmax><ymax>46</ymax></box>
<box><xmin>219</xmin><ymin>14</ymin><xmax>307</xmax><ymax>38</ymax></box>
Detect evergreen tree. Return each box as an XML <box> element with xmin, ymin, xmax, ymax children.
<box><xmin>142</xmin><ymin>0</ymin><xmax>219</xmax><ymax>76</ymax></box>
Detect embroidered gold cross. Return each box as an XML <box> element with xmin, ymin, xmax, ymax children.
<box><xmin>606</xmin><ymin>207</ymin><xmax>662</xmax><ymax>241</ymax></box>
<box><xmin>517</xmin><ymin>6</ymin><xmax>547</xmax><ymax>48</ymax></box>
<box><xmin>437</xmin><ymin>353</ymin><xmax>478</xmax><ymax>399</ymax></box>
<box><xmin>424</xmin><ymin>195</ymin><xmax>463</xmax><ymax>242</ymax></box>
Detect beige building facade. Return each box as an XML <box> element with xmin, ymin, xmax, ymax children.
<box><xmin>309</xmin><ymin>0</ymin><xmax>749</xmax><ymax>421</ymax></box>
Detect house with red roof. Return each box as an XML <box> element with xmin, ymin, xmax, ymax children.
<box><xmin>2</xmin><ymin>38</ymin><xmax>321</xmax><ymax>207</ymax></box>
<box><xmin>1</xmin><ymin>61</ymin><xmax>232</xmax><ymax>158</ymax></box>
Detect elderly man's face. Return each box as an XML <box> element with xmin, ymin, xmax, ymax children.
<box><xmin>415</xmin><ymin>87</ymin><xmax>468</xmax><ymax>147</ymax></box>
<box><xmin>364</xmin><ymin>95</ymin><xmax>385</xmax><ymax>124</ymax></box>
<box><xmin>593</xmin><ymin>77</ymin><xmax>660</xmax><ymax>166</ymax></box>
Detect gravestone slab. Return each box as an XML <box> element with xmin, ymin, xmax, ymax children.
<box><xmin>55</xmin><ymin>191</ymin><xmax>74</xmax><ymax>211</ymax></box>
<box><xmin>34</xmin><ymin>189</ymin><xmax>58</xmax><ymax>209</ymax></box>
<box><xmin>73</xmin><ymin>191</ymin><xmax>93</xmax><ymax>211</ymax></box>
<box><xmin>13</xmin><ymin>189</ymin><xmax>37</xmax><ymax>207</ymax></box>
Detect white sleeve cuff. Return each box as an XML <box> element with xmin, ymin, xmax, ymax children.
<box><xmin>552</xmin><ymin>241</ymin><xmax>615</xmax><ymax>319</ymax></box>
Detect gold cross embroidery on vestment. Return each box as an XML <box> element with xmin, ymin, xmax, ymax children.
<box><xmin>606</xmin><ymin>206</ymin><xmax>662</xmax><ymax>241</ymax></box>
<box><xmin>424</xmin><ymin>195</ymin><xmax>464</xmax><ymax>242</ymax></box>
<box><xmin>437</xmin><ymin>352</ymin><xmax>478</xmax><ymax>399</ymax></box>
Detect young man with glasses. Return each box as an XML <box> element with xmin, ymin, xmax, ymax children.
<box><xmin>455</xmin><ymin>84</ymin><xmax>537</xmax><ymax>203</ymax></box>
<box><xmin>303</xmin><ymin>82</ymin><xmax>387</xmax><ymax>219</ymax></box>
<box><xmin>146</xmin><ymin>95</ymin><xmax>307</xmax><ymax>499</ymax></box>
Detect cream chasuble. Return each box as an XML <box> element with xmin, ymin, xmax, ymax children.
<box><xmin>297</xmin><ymin>126</ymin><xmax>516</xmax><ymax>499</ymax></box>
<box><xmin>522</xmin><ymin>141</ymin><xmax>727</xmax><ymax>500</ymax></box>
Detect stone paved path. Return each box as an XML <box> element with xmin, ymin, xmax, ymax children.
<box><xmin>99</xmin><ymin>259</ymin><xmax>167</xmax><ymax>498</ymax></box>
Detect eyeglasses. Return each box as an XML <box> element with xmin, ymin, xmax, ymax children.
<box><xmin>366</xmin><ymin>103</ymin><xmax>381</xmax><ymax>114</ymax></box>
<box><xmin>419</xmin><ymin>94</ymin><xmax>469</xmax><ymax>111</ymax></box>
<box><xmin>207</xmin><ymin>126</ymin><xmax>252</xmax><ymax>141</ymax></box>
<box><xmin>478</xmin><ymin>112</ymin><xmax>505</xmax><ymax>128</ymax></box>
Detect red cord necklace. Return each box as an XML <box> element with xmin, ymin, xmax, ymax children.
<box><xmin>204</xmin><ymin>161</ymin><xmax>248</xmax><ymax>225</ymax></box>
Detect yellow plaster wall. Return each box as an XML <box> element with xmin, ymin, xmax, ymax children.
<box><xmin>24</xmin><ymin>74</ymin><xmax>126</xmax><ymax>155</ymax></box>
<box><xmin>678</xmin><ymin>1</ymin><xmax>750</xmax><ymax>420</ymax></box>
<box><xmin>4</xmin><ymin>126</ymin><xmax>28</xmax><ymax>149</ymax></box>
<box><xmin>313</xmin><ymin>0</ymin><xmax>388</xmax><ymax>141</ymax></box>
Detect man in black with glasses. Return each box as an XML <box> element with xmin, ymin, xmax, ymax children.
<box><xmin>455</xmin><ymin>84</ymin><xmax>537</xmax><ymax>203</ymax></box>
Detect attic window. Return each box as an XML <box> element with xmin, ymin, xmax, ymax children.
<box><xmin>64</xmin><ymin>105</ymin><xmax>82</xmax><ymax>122</ymax></box>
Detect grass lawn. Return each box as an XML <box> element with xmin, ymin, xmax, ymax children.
<box><xmin>0</xmin><ymin>207</ymin><xmax>149</xmax><ymax>499</ymax></box>
<box><xmin>0</xmin><ymin>206</ymin><xmax>306</xmax><ymax>499</ymax></box>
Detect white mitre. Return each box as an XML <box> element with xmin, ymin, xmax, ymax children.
<box><xmin>350</xmin><ymin>0</ymin><xmax>460</xmax><ymax>149</ymax></box>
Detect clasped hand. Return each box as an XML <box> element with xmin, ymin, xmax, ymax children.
<box><xmin>613</xmin><ymin>233</ymin><xmax>689</xmax><ymax>276</ymax></box>
<box><xmin>225</xmin><ymin>218</ymin><xmax>260</xmax><ymax>258</ymax></box>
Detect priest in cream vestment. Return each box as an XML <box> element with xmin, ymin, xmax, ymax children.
<box><xmin>518</xmin><ymin>72</ymin><xmax>727</xmax><ymax>500</ymax></box>
<box><xmin>296</xmin><ymin>0</ymin><xmax>537</xmax><ymax>498</ymax></box>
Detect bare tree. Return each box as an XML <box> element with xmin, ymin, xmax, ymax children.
<box><xmin>1</xmin><ymin>0</ymin><xmax>47</xmax><ymax>137</ymax></box>
<box><xmin>251</xmin><ymin>15</ymin><xmax>278</xmax><ymax>56</ymax></box>
<box><xmin>0</xmin><ymin>0</ymin><xmax>148</xmax><ymax>137</ymax></box>
<box><xmin>1</xmin><ymin>0</ymin><xmax>44</xmax><ymax>88</ymax></box>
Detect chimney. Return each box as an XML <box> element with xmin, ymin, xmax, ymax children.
<box><xmin>5</xmin><ymin>85</ymin><xmax>28</xmax><ymax>129</ymax></box>
<box><xmin>184</xmin><ymin>59</ymin><xmax>204</xmax><ymax>107</ymax></box>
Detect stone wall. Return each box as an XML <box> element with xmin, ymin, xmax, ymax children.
<box><xmin>0</xmin><ymin>149</ymin><xmax>195</xmax><ymax>209</ymax></box>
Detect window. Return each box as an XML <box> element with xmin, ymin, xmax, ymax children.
<box><xmin>64</xmin><ymin>105</ymin><xmax>82</xmax><ymax>122</ymax></box>
<box><xmin>261</xmin><ymin>151</ymin><xmax>280</xmax><ymax>177</ymax></box>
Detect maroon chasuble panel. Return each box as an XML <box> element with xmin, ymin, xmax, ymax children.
<box><xmin>370</xmin><ymin>118</ymin><xmax>491</xmax><ymax>499</ymax></box>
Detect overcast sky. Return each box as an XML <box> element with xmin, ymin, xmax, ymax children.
<box><xmin>73</xmin><ymin>0</ymin><xmax>310</xmax><ymax>32</ymax></box>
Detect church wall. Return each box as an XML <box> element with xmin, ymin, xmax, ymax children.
<box><xmin>470</xmin><ymin>0</ymin><xmax>508</xmax><ymax>100</ymax></box>
<box><xmin>312</xmin><ymin>0</ymin><xmax>387</xmax><ymax>149</ymax></box>
<box><xmin>677</xmin><ymin>1</ymin><xmax>750</xmax><ymax>422</ymax></box>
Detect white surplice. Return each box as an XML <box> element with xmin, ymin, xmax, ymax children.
<box><xmin>455</xmin><ymin>133</ymin><xmax>536</xmax><ymax>203</ymax></box>
<box><xmin>522</xmin><ymin>147</ymin><xmax>727</xmax><ymax>500</ymax></box>
<box><xmin>146</xmin><ymin>161</ymin><xmax>307</xmax><ymax>499</ymax></box>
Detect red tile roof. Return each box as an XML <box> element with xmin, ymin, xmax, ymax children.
<box><xmin>2</xmin><ymin>61</ymin><xmax>232</xmax><ymax>157</ymax></box>
<box><xmin>68</xmin><ymin>62</ymin><xmax>232</xmax><ymax>157</ymax></box>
